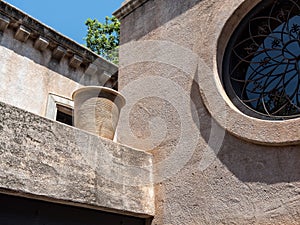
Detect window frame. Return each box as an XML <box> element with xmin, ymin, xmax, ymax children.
<box><xmin>195</xmin><ymin>0</ymin><xmax>300</xmax><ymax>146</ymax></box>
<box><xmin>45</xmin><ymin>93</ymin><xmax>74</xmax><ymax>125</ymax></box>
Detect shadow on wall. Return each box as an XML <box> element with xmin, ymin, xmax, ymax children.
<box><xmin>120</xmin><ymin>0</ymin><xmax>203</xmax><ymax>44</ymax></box>
<box><xmin>219</xmin><ymin>135</ymin><xmax>300</xmax><ymax>184</ymax></box>
<box><xmin>190</xmin><ymin>70</ymin><xmax>300</xmax><ymax>185</ymax></box>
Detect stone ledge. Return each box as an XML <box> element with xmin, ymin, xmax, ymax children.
<box><xmin>113</xmin><ymin>0</ymin><xmax>150</xmax><ymax>20</ymax></box>
<box><xmin>0</xmin><ymin>101</ymin><xmax>154</xmax><ymax>217</ymax></box>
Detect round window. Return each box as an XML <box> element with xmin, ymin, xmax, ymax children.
<box><xmin>223</xmin><ymin>0</ymin><xmax>300</xmax><ymax>119</ymax></box>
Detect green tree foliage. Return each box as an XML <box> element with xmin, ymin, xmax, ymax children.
<box><xmin>85</xmin><ymin>16</ymin><xmax>120</xmax><ymax>64</ymax></box>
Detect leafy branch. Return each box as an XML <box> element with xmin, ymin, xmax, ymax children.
<box><xmin>84</xmin><ymin>16</ymin><xmax>120</xmax><ymax>64</ymax></box>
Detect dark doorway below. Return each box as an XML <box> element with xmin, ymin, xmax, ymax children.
<box><xmin>0</xmin><ymin>193</ymin><xmax>145</xmax><ymax>225</ymax></box>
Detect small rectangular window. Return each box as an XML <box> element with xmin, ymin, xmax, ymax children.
<box><xmin>45</xmin><ymin>93</ymin><xmax>74</xmax><ymax>126</ymax></box>
<box><xmin>56</xmin><ymin>104</ymin><xmax>73</xmax><ymax>126</ymax></box>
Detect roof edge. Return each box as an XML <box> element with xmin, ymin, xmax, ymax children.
<box><xmin>0</xmin><ymin>1</ymin><xmax>117</xmax><ymax>71</ymax></box>
<box><xmin>113</xmin><ymin>0</ymin><xmax>149</xmax><ymax>20</ymax></box>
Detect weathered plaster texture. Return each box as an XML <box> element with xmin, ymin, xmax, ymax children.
<box><xmin>115</xmin><ymin>0</ymin><xmax>300</xmax><ymax>224</ymax></box>
<box><xmin>0</xmin><ymin>38</ymin><xmax>79</xmax><ymax>116</ymax></box>
<box><xmin>0</xmin><ymin>101</ymin><xmax>154</xmax><ymax>217</ymax></box>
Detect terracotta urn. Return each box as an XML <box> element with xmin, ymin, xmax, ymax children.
<box><xmin>72</xmin><ymin>86</ymin><xmax>126</xmax><ymax>140</ymax></box>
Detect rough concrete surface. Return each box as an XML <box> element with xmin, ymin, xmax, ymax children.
<box><xmin>115</xmin><ymin>0</ymin><xmax>300</xmax><ymax>224</ymax></box>
<box><xmin>0</xmin><ymin>101</ymin><xmax>154</xmax><ymax>217</ymax></box>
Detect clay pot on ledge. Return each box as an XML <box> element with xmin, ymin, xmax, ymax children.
<box><xmin>72</xmin><ymin>86</ymin><xmax>126</xmax><ymax>140</ymax></box>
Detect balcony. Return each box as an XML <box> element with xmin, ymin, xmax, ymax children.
<box><xmin>0</xmin><ymin>101</ymin><xmax>154</xmax><ymax>218</ymax></box>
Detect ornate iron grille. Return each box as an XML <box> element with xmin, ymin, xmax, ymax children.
<box><xmin>224</xmin><ymin>0</ymin><xmax>300</xmax><ymax>119</ymax></box>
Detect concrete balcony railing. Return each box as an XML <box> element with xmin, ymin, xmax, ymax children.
<box><xmin>0</xmin><ymin>101</ymin><xmax>154</xmax><ymax>218</ymax></box>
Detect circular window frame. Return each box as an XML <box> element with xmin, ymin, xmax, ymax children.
<box><xmin>223</xmin><ymin>0</ymin><xmax>300</xmax><ymax>120</ymax></box>
<box><xmin>198</xmin><ymin>0</ymin><xmax>300</xmax><ymax>146</ymax></box>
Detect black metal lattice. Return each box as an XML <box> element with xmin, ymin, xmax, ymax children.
<box><xmin>225</xmin><ymin>0</ymin><xmax>300</xmax><ymax>119</ymax></box>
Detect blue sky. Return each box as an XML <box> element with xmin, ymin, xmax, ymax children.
<box><xmin>3</xmin><ymin>0</ymin><xmax>124</xmax><ymax>44</ymax></box>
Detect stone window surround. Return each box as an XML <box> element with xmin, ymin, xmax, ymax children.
<box><xmin>45</xmin><ymin>92</ymin><xmax>121</xmax><ymax>142</ymax></box>
<box><xmin>45</xmin><ymin>93</ymin><xmax>74</xmax><ymax>122</ymax></box>
<box><xmin>198</xmin><ymin>0</ymin><xmax>300</xmax><ymax>146</ymax></box>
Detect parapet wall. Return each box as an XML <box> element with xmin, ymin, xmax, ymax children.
<box><xmin>0</xmin><ymin>100</ymin><xmax>154</xmax><ymax>217</ymax></box>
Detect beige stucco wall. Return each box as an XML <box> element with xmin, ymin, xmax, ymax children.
<box><xmin>0</xmin><ymin>28</ymin><xmax>117</xmax><ymax>117</ymax></box>
<box><xmin>0</xmin><ymin>0</ymin><xmax>156</xmax><ymax>220</ymax></box>
<box><xmin>0</xmin><ymin>29</ymin><xmax>79</xmax><ymax>116</ymax></box>
<box><xmin>115</xmin><ymin>0</ymin><xmax>300</xmax><ymax>224</ymax></box>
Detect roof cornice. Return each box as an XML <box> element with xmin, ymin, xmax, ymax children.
<box><xmin>0</xmin><ymin>1</ymin><xmax>117</xmax><ymax>72</ymax></box>
<box><xmin>113</xmin><ymin>0</ymin><xmax>149</xmax><ymax>20</ymax></box>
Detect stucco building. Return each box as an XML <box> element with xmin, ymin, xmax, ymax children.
<box><xmin>0</xmin><ymin>1</ymin><xmax>152</xmax><ymax>224</ymax></box>
<box><xmin>1</xmin><ymin>0</ymin><xmax>300</xmax><ymax>224</ymax></box>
